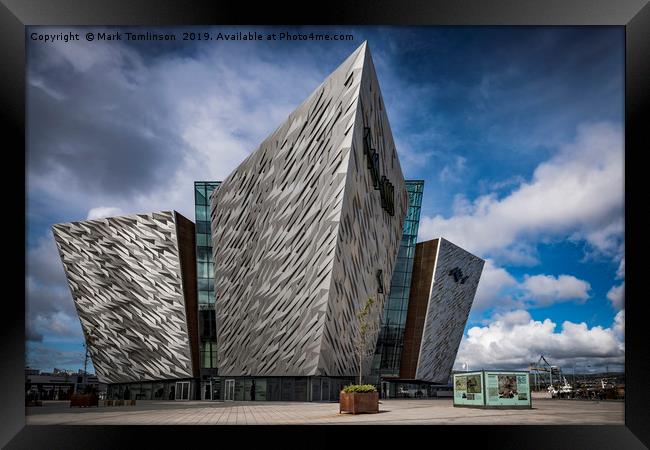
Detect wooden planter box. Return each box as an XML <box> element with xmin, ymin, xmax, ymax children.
<box><xmin>339</xmin><ymin>391</ymin><xmax>379</xmax><ymax>414</ymax></box>
<box><xmin>70</xmin><ymin>394</ymin><xmax>99</xmax><ymax>407</ymax></box>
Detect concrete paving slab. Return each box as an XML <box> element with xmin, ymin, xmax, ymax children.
<box><xmin>25</xmin><ymin>398</ymin><xmax>624</xmax><ymax>425</ymax></box>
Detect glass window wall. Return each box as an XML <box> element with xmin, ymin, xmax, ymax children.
<box><xmin>373</xmin><ymin>180</ymin><xmax>424</xmax><ymax>378</ymax></box>
<box><xmin>195</xmin><ymin>181</ymin><xmax>221</xmax><ymax>370</ymax></box>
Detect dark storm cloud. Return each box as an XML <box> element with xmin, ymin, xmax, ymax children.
<box><xmin>27</xmin><ymin>37</ymin><xmax>186</xmax><ymax>199</ymax></box>
<box><xmin>26</xmin><ymin>236</ymin><xmax>80</xmax><ymax>342</ymax></box>
<box><xmin>26</xmin><ymin>329</ymin><xmax>44</xmax><ymax>343</ymax></box>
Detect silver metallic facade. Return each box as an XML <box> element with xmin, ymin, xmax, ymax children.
<box><xmin>52</xmin><ymin>211</ymin><xmax>198</xmax><ymax>384</ymax></box>
<box><xmin>416</xmin><ymin>238</ymin><xmax>484</xmax><ymax>383</ymax></box>
<box><xmin>210</xmin><ymin>42</ymin><xmax>408</xmax><ymax>377</ymax></box>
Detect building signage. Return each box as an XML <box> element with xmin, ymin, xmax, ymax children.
<box><xmin>449</xmin><ymin>267</ymin><xmax>469</xmax><ymax>284</ymax></box>
<box><xmin>363</xmin><ymin>127</ymin><xmax>395</xmax><ymax>216</ymax></box>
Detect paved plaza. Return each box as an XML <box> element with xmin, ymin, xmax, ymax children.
<box><xmin>26</xmin><ymin>398</ymin><xmax>624</xmax><ymax>425</ymax></box>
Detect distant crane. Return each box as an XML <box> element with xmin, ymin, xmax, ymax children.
<box><xmin>528</xmin><ymin>355</ymin><xmax>563</xmax><ymax>391</ymax></box>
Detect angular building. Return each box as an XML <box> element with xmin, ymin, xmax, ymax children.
<box><xmin>51</xmin><ymin>211</ymin><xmax>200</xmax><ymax>398</ymax></box>
<box><xmin>209</xmin><ymin>41</ymin><xmax>408</xmax><ymax>380</ymax></box>
<box><xmin>50</xmin><ymin>42</ymin><xmax>485</xmax><ymax>402</ymax></box>
<box><xmin>382</xmin><ymin>238</ymin><xmax>484</xmax><ymax>397</ymax></box>
<box><xmin>403</xmin><ymin>238</ymin><xmax>484</xmax><ymax>383</ymax></box>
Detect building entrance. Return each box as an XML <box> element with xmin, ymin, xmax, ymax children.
<box><xmin>201</xmin><ymin>378</ymin><xmax>221</xmax><ymax>400</ymax></box>
<box><xmin>381</xmin><ymin>381</ymin><xmax>390</xmax><ymax>399</ymax></box>
<box><xmin>202</xmin><ymin>380</ymin><xmax>211</xmax><ymax>400</ymax></box>
<box><xmin>175</xmin><ymin>381</ymin><xmax>190</xmax><ymax>401</ymax></box>
<box><xmin>211</xmin><ymin>378</ymin><xmax>221</xmax><ymax>401</ymax></box>
<box><xmin>224</xmin><ymin>379</ymin><xmax>235</xmax><ymax>401</ymax></box>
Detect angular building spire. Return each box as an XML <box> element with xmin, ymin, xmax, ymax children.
<box><xmin>51</xmin><ymin>211</ymin><xmax>200</xmax><ymax>384</ymax></box>
<box><xmin>210</xmin><ymin>42</ymin><xmax>408</xmax><ymax>377</ymax></box>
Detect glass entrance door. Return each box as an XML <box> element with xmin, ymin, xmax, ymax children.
<box><xmin>211</xmin><ymin>378</ymin><xmax>221</xmax><ymax>401</ymax></box>
<box><xmin>224</xmin><ymin>379</ymin><xmax>235</xmax><ymax>401</ymax></box>
<box><xmin>202</xmin><ymin>380</ymin><xmax>212</xmax><ymax>400</ymax></box>
<box><xmin>381</xmin><ymin>381</ymin><xmax>390</xmax><ymax>399</ymax></box>
<box><xmin>175</xmin><ymin>381</ymin><xmax>190</xmax><ymax>401</ymax></box>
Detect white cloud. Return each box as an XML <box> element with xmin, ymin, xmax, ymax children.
<box><xmin>521</xmin><ymin>274</ymin><xmax>591</xmax><ymax>306</ymax></box>
<box><xmin>455</xmin><ymin>309</ymin><xmax>624</xmax><ymax>371</ymax></box>
<box><xmin>470</xmin><ymin>259</ymin><xmax>592</xmax><ymax>312</ymax></box>
<box><xmin>31</xmin><ymin>310</ymin><xmax>82</xmax><ymax>339</ymax></box>
<box><xmin>472</xmin><ymin>259</ymin><xmax>518</xmax><ymax>311</ymax></box>
<box><xmin>393</xmin><ymin>137</ymin><xmax>438</xmax><ymax>174</ymax></box>
<box><xmin>606</xmin><ymin>282</ymin><xmax>625</xmax><ymax>310</ymax></box>
<box><xmin>616</xmin><ymin>257</ymin><xmax>625</xmax><ymax>279</ymax></box>
<box><xmin>87</xmin><ymin>206</ymin><xmax>124</xmax><ymax>220</ymax></box>
<box><xmin>482</xmin><ymin>175</ymin><xmax>526</xmax><ymax>193</ymax></box>
<box><xmin>451</xmin><ymin>194</ymin><xmax>473</xmax><ymax>216</ymax></box>
<box><xmin>612</xmin><ymin>309</ymin><xmax>625</xmax><ymax>340</ymax></box>
<box><xmin>419</xmin><ymin>121</ymin><xmax>624</xmax><ymax>264</ymax></box>
<box><xmin>439</xmin><ymin>155</ymin><xmax>467</xmax><ymax>183</ymax></box>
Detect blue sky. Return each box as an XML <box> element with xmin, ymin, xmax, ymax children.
<box><xmin>26</xmin><ymin>26</ymin><xmax>624</xmax><ymax>374</ymax></box>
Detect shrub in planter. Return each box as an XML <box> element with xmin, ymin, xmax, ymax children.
<box><xmin>342</xmin><ymin>384</ymin><xmax>377</xmax><ymax>393</ymax></box>
<box><xmin>340</xmin><ymin>384</ymin><xmax>379</xmax><ymax>414</ymax></box>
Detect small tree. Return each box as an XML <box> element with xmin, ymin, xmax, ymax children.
<box><xmin>354</xmin><ymin>297</ymin><xmax>378</xmax><ymax>385</ymax></box>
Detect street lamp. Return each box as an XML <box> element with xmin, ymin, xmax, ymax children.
<box><xmin>83</xmin><ymin>327</ymin><xmax>95</xmax><ymax>385</ymax></box>
<box><xmin>77</xmin><ymin>327</ymin><xmax>95</xmax><ymax>394</ymax></box>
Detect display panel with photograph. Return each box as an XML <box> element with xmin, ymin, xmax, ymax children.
<box><xmin>453</xmin><ymin>372</ymin><xmax>484</xmax><ymax>406</ymax></box>
<box><xmin>485</xmin><ymin>371</ymin><xmax>531</xmax><ymax>407</ymax></box>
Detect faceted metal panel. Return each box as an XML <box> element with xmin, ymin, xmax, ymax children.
<box><xmin>51</xmin><ymin>211</ymin><xmax>197</xmax><ymax>384</ymax></box>
<box><xmin>210</xmin><ymin>42</ymin><xmax>408</xmax><ymax>377</ymax></box>
<box><xmin>415</xmin><ymin>238</ymin><xmax>484</xmax><ymax>383</ymax></box>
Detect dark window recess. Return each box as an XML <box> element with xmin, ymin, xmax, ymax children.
<box><xmin>371</xmin><ymin>153</ymin><xmax>380</xmax><ymax>189</ymax></box>
<box><xmin>379</xmin><ymin>176</ymin><xmax>395</xmax><ymax>216</ymax></box>
<box><xmin>377</xmin><ymin>269</ymin><xmax>384</xmax><ymax>294</ymax></box>
<box><xmin>344</xmin><ymin>71</ymin><xmax>354</xmax><ymax>87</ymax></box>
<box><xmin>199</xmin><ymin>309</ymin><xmax>217</xmax><ymax>341</ymax></box>
<box><xmin>363</xmin><ymin>126</ymin><xmax>395</xmax><ymax>216</ymax></box>
<box><xmin>363</xmin><ymin>127</ymin><xmax>372</xmax><ymax>155</ymax></box>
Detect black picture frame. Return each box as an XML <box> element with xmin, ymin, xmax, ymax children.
<box><xmin>4</xmin><ymin>0</ymin><xmax>648</xmax><ymax>448</ymax></box>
